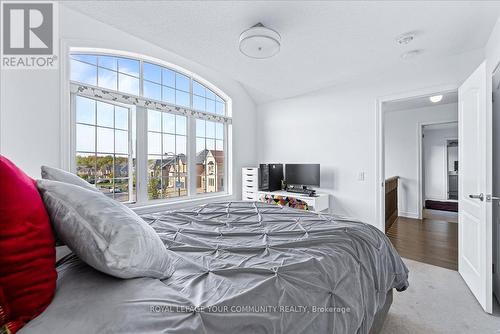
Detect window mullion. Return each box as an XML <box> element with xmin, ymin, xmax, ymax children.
<box><xmin>135</xmin><ymin>106</ymin><xmax>148</xmax><ymax>203</ymax></box>
<box><xmin>188</xmin><ymin>115</ymin><xmax>196</xmax><ymax>197</ymax></box>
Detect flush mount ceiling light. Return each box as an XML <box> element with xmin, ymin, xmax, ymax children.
<box><xmin>429</xmin><ymin>95</ymin><xmax>443</xmax><ymax>103</ymax></box>
<box><xmin>400</xmin><ymin>49</ymin><xmax>421</xmax><ymax>60</ymax></box>
<box><xmin>396</xmin><ymin>33</ymin><xmax>415</xmax><ymax>45</ymax></box>
<box><xmin>239</xmin><ymin>23</ymin><xmax>281</xmax><ymax>59</ymax></box>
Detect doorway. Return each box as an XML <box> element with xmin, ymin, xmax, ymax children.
<box><xmin>381</xmin><ymin>91</ymin><xmax>459</xmax><ymax>270</ymax></box>
<box><xmin>421</xmin><ymin>122</ymin><xmax>459</xmax><ymax>224</ymax></box>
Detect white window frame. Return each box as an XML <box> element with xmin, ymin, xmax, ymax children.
<box><xmin>65</xmin><ymin>47</ymin><xmax>233</xmax><ymax>208</ymax></box>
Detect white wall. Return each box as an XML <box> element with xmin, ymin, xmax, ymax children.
<box><xmin>422</xmin><ymin>125</ymin><xmax>458</xmax><ymax>201</ymax></box>
<box><xmin>0</xmin><ymin>5</ymin><xmax>257</xmax><ymax>206</ymax></box>
<box><xmin>383</xmin><ymin>104</ymin><xmax>457</xmax><ymax>218</ymax></box>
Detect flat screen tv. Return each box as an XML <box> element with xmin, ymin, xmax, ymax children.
<box><xmin>285</xmin><ymin>164</ymin><xmax>320</xmax><ymax>187</ymax></box>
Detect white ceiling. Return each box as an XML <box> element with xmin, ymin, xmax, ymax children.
<box><xmin>383</xmin><ymin>91</ymin><xmax>458</xmax><ymax>112</ymax></box>
<box><xmin>63</xmin><ymin>1</ymin><xmax>500</xmax><ymax>104</ymax></box>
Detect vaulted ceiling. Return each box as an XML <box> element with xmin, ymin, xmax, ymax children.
<box><xmin>64</xmin><ymin>1</ymin><xmax>500</xmax><ymax>104</ymax></box>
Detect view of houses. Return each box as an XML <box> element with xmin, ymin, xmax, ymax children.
<box><xmin>76</xmin><ymin>149</ymin><xmax>224</xmax><ymax>202</ymax></box>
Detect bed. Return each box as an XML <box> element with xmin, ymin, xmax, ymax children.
<box><xmin>19</xmin><ymin>201</ymin><xmax>408</xmax><ymax>334</ymax></box>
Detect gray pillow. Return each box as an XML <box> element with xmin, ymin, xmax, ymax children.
<box><xmin>37</xmin><ymin>179</ymin><xmax>175</xmax><ymax>279</ymax></box>
<box><xmin>41</xmin><ymin>165</ymin><xmax>99</xmax><ymax>192</ymax></box>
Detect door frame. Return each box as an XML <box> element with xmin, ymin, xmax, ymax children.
<box><xmin>418</xmin><ymin>121</ymin><xmax>458</xmax><ymax>219</ymax></box>
<box><xmin>375</xmin><ymin>84</ymin><xmax>458</xmax><ymax>231</ymax></box>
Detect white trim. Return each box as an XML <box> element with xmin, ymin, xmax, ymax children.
<box><xmin>399</xmin><ymin>211</ymin><xmax>420</xmax><ymax>219</ymax></box>
<box><xmin>375</xmin><ymin>84</ymin><xmax>459</xmax><ymax>230</ymax></box>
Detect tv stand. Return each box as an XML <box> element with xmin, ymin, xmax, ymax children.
<box><xmin>257</xmin><ymin>190</ymin><xmax>329</xmax><ymax>212</ymax></box>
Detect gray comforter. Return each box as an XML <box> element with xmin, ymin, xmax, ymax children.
<box><xmin>20</xmin><ymin>202</ymin><xmax>408</xmax><ymax>334</ymax></box>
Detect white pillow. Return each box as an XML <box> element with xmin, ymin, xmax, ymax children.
<box><xmin>37</xmin><ymin>179</ymin><xmax>176</xmax><ymax>279</ymax></box>
<box><xmin>41</xmin><ymin>165</ymin><xmax>100</xmax><ymax>192</ymax></box>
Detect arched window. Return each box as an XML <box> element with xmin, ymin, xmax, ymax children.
<box><xmin>69</xmin><ymin>50</ymin><xmax>230</xmax><ymax>204</ymax></box>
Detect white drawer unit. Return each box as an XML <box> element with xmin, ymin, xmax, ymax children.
<box><xmin>242</xmin><ymin>167</ymin><xmax>259</xmax><ymax>201</ymax></box>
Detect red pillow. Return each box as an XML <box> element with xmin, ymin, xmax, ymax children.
<box><xmin>0</xmin><ymin>156</ymin><xmax>56</xmax><ymax>333</ymax></box>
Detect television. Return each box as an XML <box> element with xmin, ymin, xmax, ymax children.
<box><xmin>285</xmin><ymin>164</ymin><xmax>320</xmax><ymax>187</ymax></box>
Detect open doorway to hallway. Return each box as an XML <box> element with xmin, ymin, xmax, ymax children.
<box><xmin>382</xmin><ymin>91</ymin><xmax>459</xmax><ymax>271</ymax></box>
<box><xmin>422</xmin><ymin>122</ymin><xmax>459</xmax><ymax>225</ymax></box>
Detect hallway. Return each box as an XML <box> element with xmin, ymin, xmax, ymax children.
<box><xmin>386</xmin><ymin>214</ymin><xmax>458</xmax><ymax>271</ymax></box>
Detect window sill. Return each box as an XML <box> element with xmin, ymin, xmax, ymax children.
<box><xmin>130</xmin><ymin>192</ymin><xmax>233</xmax><ymax>215</ymax></box>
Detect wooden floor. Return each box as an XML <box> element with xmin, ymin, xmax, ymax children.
<box><xmin>386</xmin><ymin>215</ymin><xmax>458</xmax><ymax>271</ymax></box>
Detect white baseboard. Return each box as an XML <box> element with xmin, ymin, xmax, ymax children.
<box><xmin>399</xmin><ymin>211</ymin><xmax>420</xmax><ymax>219</ymax></box>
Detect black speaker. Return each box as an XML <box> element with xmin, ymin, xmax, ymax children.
<box><xmin>259</xmin><ymin>164</ymin><xmax>283</xmax><ymax>191</ymax></box>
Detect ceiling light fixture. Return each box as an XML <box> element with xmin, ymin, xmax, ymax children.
<box><xmin>429</xmin><ymin>95</ymin><xmax>443</xmax><ymax>103</ymax></box>
<box><xmin>396</xmin><ymin>33</ymin><xmax>415</xmax><ymax>45</ymax></box>
<box><xmin>239</xmin><ymin>23</ymin><xmax>281</xmax><ymax>59</ymax></box>
<box><xmin>400</xmin><ymin>50</ymin><xmax>421</xmax><ymax>60</ymax></box>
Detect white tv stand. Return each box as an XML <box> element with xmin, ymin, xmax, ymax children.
<box><xmin>257</xmin><ymin>190</ymin><xmax>330</xmax><ymax>212</ymax></box>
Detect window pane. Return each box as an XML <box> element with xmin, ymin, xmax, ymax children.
<box><xmin>193</xmin><ymin>95</ymin><xmax>205</xmax><ymax>111</ymax></box>
<box><xmin>193</xmin><ymin>81</ymin><xmax>205</xmax><ymax>96</ymax></box>
<box><xmin>71</xmin><ymin>54</ymin><xmax>97</xmax><ymax>65</ymax></box>
<box><xmin>95</xmin><ymin>155</ymin><xmax>114</xmax><ymax>181</ymax></box>
<box><xmin>217</xmin><ymin>174</ymin><xmax>224</xmax><ymax>192</ymax></box>
<box><xmin>115</xmin><ymin>106</ymin><xmax>128</xmax><ymax>130</ymax></box>
<box><xmin>144</xmin><ymin>62</ymin><xmax>161</xmax><ymax>83</ymax></box>
<box><xmin>162</xmin><ymin>113</ymin><xmax>175</xmax><ymax>134</ymax></box>
<box><xmin>144</xmin><ymin>80</ymin><xmax>162</xmax><ymax>101</ymax></box>
<box><xmin>76</xmin><ymin>153</ymin><xmax>96</xmax><ymax>185</ymax></box>
<box><xmin>206</xmin><ymin>89</ymin><xmax>216</xmax><ymax>100</ymax></box>
<box><xmin>148</xmin><ymin>156</ymin><xmax>162</xmax><ymax>179</ymax></box>
<box><xmin>206</xmin><ymin>121</ymin><xmax>215</xmax><ymax>138</ymax></box>
<box><xmin>176</xmin><ymin>135</ymin><xmax>186</xmax><ymax>155</ymax></box>
<box><xmin>163</xmin><ymin>134</ymin><xmax>175</xmax><ymax>155</ymax></box>
<box><xmin>148</xmin><ymin>132</ymin><xmax>162</xmax><ymax>155</ymax></box>
<box><xmin>196</xmin><ymin>175</ymin><xmax>206</xmax><ymax>194</ymax></box>
<box><xmin>216</xmin><ymin>139</ymin><xmax>223</xmax><ymax>151</ymax></box>
<box><xmin>115</xmin><ymin>130</ymin><xmax>128</xmax><ymax>154</ymax></box>
<box><xmin>206</xmin><ymin>99</ymin><xmax>215</xmax><ymax>113</ymax></box>
<box><xmin>118</xmin><ymin>58</ymin><xmax>139</xmax><ymax>77</ymax></box>
<box><xmin>76</xmin><ymin>96</ymin><xmax>95</xmax><ymax>125</ymax></box>
<box><xmin>98</xmin><ymin>56</ymin><xmax>117</xmax><ymax>71</ymax></box>
<box><xmin>196</xmin><ymin>137</ymin><xmax>205</xmax><ymax>154</ymax></box>
<box><xmin>162</xmin><ymin>86</ymin><xmax>175</xmax><ymax>104</ymax></box>
<box><xmin>76</xmin><ymin>124</ymin><xmax>95</xmax><ymax>152</ymax></box>
<box><xmin>97</xmin><ymin>127</ymin><xmax>114</xmax><ymax>153</ymax></box>
<box><xmin>216</xmin><ymin>95</ymin><xmax>223</xmax><ymax>103</ymax></box>
<box><xmin>206</xmin><ymin>138</ymin><xmax>215</xmax><ymax>150</ymax></box>
<box><xmin>216</xmin><ymin>102</ymin><xmax>225</xmax><ymax>115</ymax></box>
<box><xmin>114</xmin><ymin>156</ymin><xmax>129</xmax><ymax>178</ymax></box>
<box><xmin>118</xmin><ymin>74</ymin><xmax>139</xmax><ymax>95</ymax></box>
<box><xmin>71</xmin><ymin>60</ymin><xmax>97</xmax><ymax>86</ymax></box>
<box><xmin>148</xmin><ymin>176</ymin><xmax>161</xmax><ymax>200</ymax></box>
<box><xmin>176</xmin><ymin>115</ymin><xmax>186</xmax><ymax>135</ymax></box>
<box><xmin>176</xmin><ymin>90</ymin><xmax>190</xmax><ymax>107</ymax></box>
<box><xmin>96</xmin><ymin>101</ymin><xmax>114</xmax><ymax>127</ymax></box>
<box><xmin>215</xmin><ymin>123</ymin><xmax>224</xmax><ymax>140</ymax></box>
<box><xmin>162</xmin><ymin>155</ymin><xmax>176</xmax><ymax>176</ymax></box>
<box><xmin>148</xmin><ymin>110</ymin><xmax>162</xmax><ymax>132</ymax></box>
<box><xmin>97</xmin><ymin>178</ymin><xmax>113</xmax><ymax>197</ymax></box>
<box><xmin>113</xmin><ymin>178</ymin><xmax>129</xmax><ymax>202</ymax></box>
<box><xmin>162</xmin><ymin>177</ymin><xmax>178</xmax><ymax>198</ymax></box>
<box><xmin>98</xmin><ymin>67</ymin><xmax>117</xmax><ymax>91</ymax></box>
<box><xmin>196</xmin><ymin>119</ymin><xmax>205</xmax><ymax>137</ymax></box>
<box><xmin>162</xmin><ymin>68</ymin><xmax>175</xmax><ymax>87</ymax></box>
<box><xmin>176</xmin><ymin>73</ymin><xmax>190</xmax><ymax>92</ymax></box>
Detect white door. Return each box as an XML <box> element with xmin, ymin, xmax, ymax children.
<box><xmin>458</xmin><ymin>61</ymin><xmax>493</xmax><ymax>313</ymax></box>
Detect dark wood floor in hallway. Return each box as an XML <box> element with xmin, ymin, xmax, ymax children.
<box><xmin>386</xmin><ymin>216</ymin><xmax>458</xmax><ymax>271</ymax></box>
